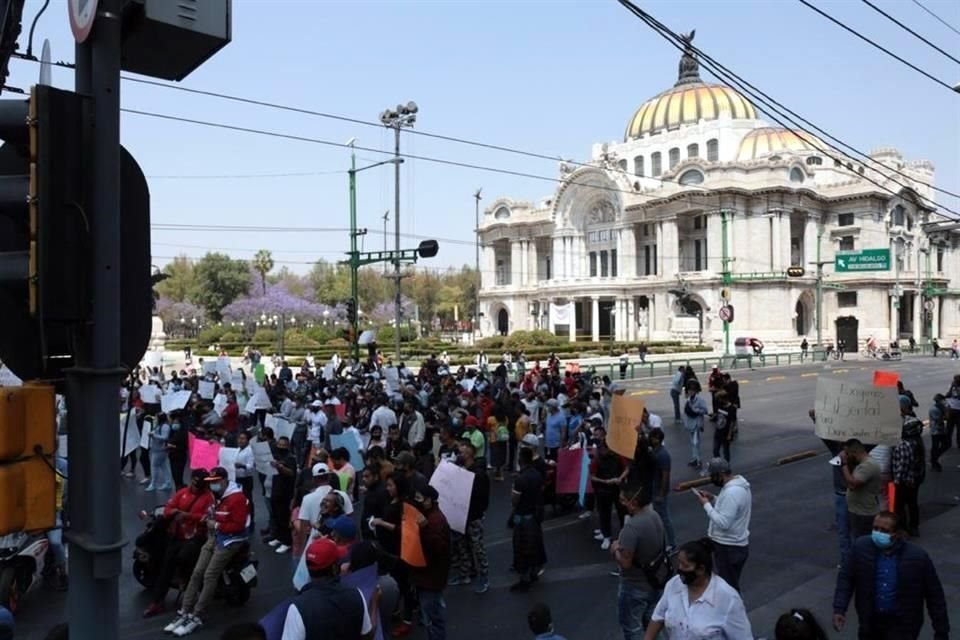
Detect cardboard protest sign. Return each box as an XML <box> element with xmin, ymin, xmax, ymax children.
<box><xmin>273</xmin><ymin>416</ymin><xmax>295</xmax><ymax>440</ymax></box>
<box><xmin>201</xmin><ymin>361</ymin><xmax>217</xmax><ymax>377</ymax></box>
<box><xmin>556</xmin><ymin>446</ymin><xmax>594</xmax><ymax>504</ymax></box>
<box><xmin>873</xmin><ymin>370</ymin><xmax>899</xmax><ymax>388</ymax></box>
<box><xmin>188</xmin><ymin>433</ymin><xmax>222</xmax><ymax>472</ymax></box>
<box><xmin>330</xmin><ymin>433</ymin><xmax>364</xmax><ymax>472</ymax></box>
<box><xmin>400</xmin><ymin>502</ymin><xmax>427</xmax><ymax>567</ymax></box>
<box><xmin>251</xmin><ymin>438</ymin><xmax>277</xmax><ymax>476</ymax></box>
<box><xmin>607</xmin><ymin>394</ymin><xmax>644</xmax><ymax>459</ymax></box>
<box><xmin>428</xmin><ymin>460</ymin><xmax>475</xmax><ymax>534</ymax></box>
<box><xmin>213</xmin><ymin>393</ymin><xmax>228</xmax><ymax>416</ymax></box>
<box><xmin>139</xmin><ymin>384</ymin><xmax>161</xmax><ymax>404</ymax></box>
<box><xmin>120</xmin><ymin>413</ymin><xmax>140</xmax><ymax>458</ymax></box>
<box><xmin>814</xmin><ymin>377</ymin><xmax>901</xmax><ymax>445</ymax></box>
<box><xmin>218</xmin><ymin>447</ymin><xmax>239</xmax><ymax>482</ymax></box>
<box><xmin>161</xmin><ymin>390</ymin><xmax>192</xmax><ymax>414</ymax></box>
<box><xmin>217</xmin><ymin>356</ymin><xmax>232</xmax><ymax>380</ymax></box>
<box><xmin>384</xmin><ymin>367</ymin><xmax>400</xmax><ymax>393</ymax></box>
<box><xmin>198</xmin><ymin>380</ymin><xmax>216</xmax><ymax>400</ymax></box>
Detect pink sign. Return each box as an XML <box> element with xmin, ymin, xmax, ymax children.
<box><xmin>556</xmin><ymin>447</ymin><xmax>593</xmax><ymax>495</ymax></box>
<box><xmin>188</xmin><ymin>433</ymin><xmax>222</xmax><ymax>473</ymax></box>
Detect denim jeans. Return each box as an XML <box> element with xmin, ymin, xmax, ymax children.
<box><xmin>834</xmin><ymin>492</ymin><xmax>851</xmax><ymax>567</ymax></box>
<box><xmin>617</xmin><ymin>581</ymin><xmax>660</xmax><ymax>640</ymax></box>
<box><xmin>418</xmin><ymin>588</ymin><xmax>447</xmax><ymax>640</ymax></box>
<box><xmin>652</xmin><ymin>497</ymin><xmax>676</xmax><ymax>549</ymax></box>
<box><xmin>687</xmin><ymin>427</ymin><xmax>702</xmax><ymax>463</ymax></box>
<box><xmin>670</xmin><ymin>389</ymin><xmax>681</xmax><ymax>421</ymax></box>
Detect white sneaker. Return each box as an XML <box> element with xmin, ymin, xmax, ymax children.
<box><xmin>164</xmin><ymin>612</ymin><xmax>187</xmax><ymax>634</ymax></box>
<box><xmin>593</xmin><ymin>532</ymin><xmax>605</xmax><ymax>541</ymax></box>
<box><xmin>593</xmin><ymin>528</ymin><xmax>602</xmax><ymax>536</ymax></box>
<box><xmin>267</xmin><ymin>539</ymin><xmax>281</xmax><ymax>547</ymax></box>
<box><xmin>577</xmin><ymin>511</ymin><xmax>592</xmax><ymax>521</ymax></box>
<box><xmin>601</xmin><ymin>538</ymin><xmax>612</xmax><ymax>550</ymax></box>
<box><xmin>173</xmin><ymin>614</ymin><xmax>203</xmax><ymax>637</ymax></box>
<box><xmin>275</xmin><ymin>544</ymin><xmax>290</xmax><ymax>554</ymax></box>
<box><xmin>139</xmin><ymin>477</ymin><xmax>151</xmax><ymax>486</ymax></box>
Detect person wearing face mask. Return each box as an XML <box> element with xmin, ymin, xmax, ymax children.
<box><xmin>267</xmin><ymin>437</ymin><xmax>298</xmax><ymax>554</ymax></box>
<box><xmin>643</xmin><ymin>538</ymin><xmax>752</xmax><ymax>640</ymax></box>
<box><xmin>681</xmin><ymin>380</ymin><xmax>709</xmax><ymax>469</ymax></box>
<box><xmin>166</xmin><ymin>467</ymin><xmax>250</xmax><ymax>637</ymax></box>
<box><xmin>448</xmin><ymin>442</ymin><xmax>491</xmax><ymax>594</ymax></box>
<box><xmin>143</xmin><ymin>469</ymin><xmax>215</xmax><ymax>618</ymax></box>
<box><xmin>167</xmin><ymin>411</ymin><xmax>189</xmax><ymax>490</ymax></box>
<box><xmin>610</xmin><ymin>483</ymin><xmax>664</xmax><ymax>639</ymax></box>
<box><xmin>692</xmin><ymin>458</ymin><xmax>752</xmax><ymax>593</ymax></box>
<box><xmin>832</xmin><ymin>511</ymin><xmax>949</xmax><ymax>640</ymax></box>
<box><xmin>410</xmin><ymin>485</ymin><xmax>451</xmax><ymax>640</ymax></box>
<box><xmin>840</xmin><ymin>438</ymin><xmax>882</xmax><ymax>540</ymax></box>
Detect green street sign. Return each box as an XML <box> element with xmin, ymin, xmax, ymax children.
<box><xmin>835</xmin><ymin>248</ymin><xmax>890</xmax><ymax>273</ymax></box>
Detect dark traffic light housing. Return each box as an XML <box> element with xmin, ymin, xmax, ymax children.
<box><xmin>786</xmin><ymin>266</ymin><xmax>806</xmax><ymax>277</ymax></box>
<box><xmin>346</xmin><ymin>298</ymin><xmax>357</xmax><ymax>325</ymax></box>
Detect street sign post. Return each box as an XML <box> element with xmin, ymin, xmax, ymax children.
<box><xmin>835</xmin><ymin>248</ymin><xmax>890</xmax><ymax>273</ymax></box>
<box><xmin>69</xmin><ymin>0</ymin><xmax>98</xmax><ymax>43</ymax></box>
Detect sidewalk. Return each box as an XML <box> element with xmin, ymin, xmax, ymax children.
<box><xmin>746</xmin><ymin>456</ymin><xmax>960</xmax><ymax>639</ymax></box>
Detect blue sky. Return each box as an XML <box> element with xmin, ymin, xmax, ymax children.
<box><xmin>9</xmin><ymin>0</ymin><xmax>959</xmax><ymax>275</ymax></box>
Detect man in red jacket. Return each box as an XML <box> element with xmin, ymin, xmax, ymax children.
<box><xmin>165</xmin><ymin>467</ymin><xmax>250</xmax><ymax>637</ymax></box>
<box><xmin>143</xmin><ymin>469</ymin><xmax>215</xmax><ymax>618</ymax></box>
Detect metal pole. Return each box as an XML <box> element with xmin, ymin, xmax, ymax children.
<box><xmin>393</xmin><ymin>124</ymin><xmax>402</xmax><ymax>362</ymax></box>
<box><xmin>815</xmin><ymin>225</ymin><xmax>823</xmax><ymax>346</ymax></box>
<box><xmin>279</xmin><ymin>315</ymin><xmax>285</xmax><ymax>360</ymax></box>
<box><xmin>720</xmin><ymin>209</ymin><xmax>731</xmax><ymax>356</ymax></box>
<box><xmin>67</xmin><ymin>3</ymin><xmax>124</xmax><ymax>639</ymax></box>
<box><xmin>925</xmin><ymin>249</ymin><xmax>932</xmax><ymax>340</ymax></box>
<box><xmin>474</xmin><ymin>190</ymin><xmax>481</xmax><ymax>342</ymax></box>
<box><xmin>349</xmin><ymin>151</ymin><xmax>360</xmax><ymax>362</ymax></box>
<box><xmin>382</xmin><ymin>210</ymin><xmax>389</xmax><ymax>274</ymax></box>
<box><xmin>894</xmin><ymin>243</ymin><xmax>901</xmax><ymax>342</ymax></box>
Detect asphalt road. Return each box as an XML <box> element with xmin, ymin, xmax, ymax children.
<box><xmin>14</xmin><ymin>355</ymin><xmax>960</xmax><ymax>639</ymax></box>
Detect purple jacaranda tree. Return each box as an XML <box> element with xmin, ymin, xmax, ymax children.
<box><xmin>156</xmin><ymin>298</ymin><xmax>206</xmax><ymax>330</ymax></box>
<box><xmin>368</xmin><ymin>297</ymin><xmax>415</xmax><ymax>324</ymax></box>
<box><xmin>220</xmin><ymin>283</ymin><xmax>344</xmax><ymax>325</ymax></box>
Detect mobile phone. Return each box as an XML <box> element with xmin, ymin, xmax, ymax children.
<box><xmin>690</xmin><ymin>488</ymin><xmax>701</xmax><ymax>496</ymax></box>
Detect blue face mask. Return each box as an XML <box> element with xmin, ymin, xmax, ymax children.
<box><xmin>209</xmin><ymin>482</ymin><xmax>223</xmax><ymax>494</ymax></box>
<box><xmin>871</xmin><ymin>531</ymin><xmax>893</xmax><ymax>549</ymax></box>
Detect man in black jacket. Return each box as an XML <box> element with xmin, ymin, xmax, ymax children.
<box><xmin>448</xmin><ymin>442</ymin><xmax>491</xmax><ymax>594</ymax></box>
<box><xmin>833</xmin><ymin>511</ymin><xmax>949</xmax><ymax>640</ymax></box>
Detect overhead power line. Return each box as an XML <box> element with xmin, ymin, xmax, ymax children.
<box><xmin>796</xmin><ymin>0</ymin><xmax>960</xmax><ymax>92</ymax></box>
<box><xmin>910</xmin><ymin>0</ymin><xmax>960</xmax><ymax>37</ymax></box>
<box><xmin>147</xmin><ymin>169</ymin><xmax>348</xmax><ymax>180</ymax></box>
<box><xmin>861</xmin><ymin>0</ymin><xmax>960</xmax><ymax>65</ymax></box>
<box><xmin>12</xmin><ymin>52</ymin><xmax>957</xmax><ymax>202</ymax></box>
<box><xmin>616</xmin><ymin>0</ymin><xmax>960</xmax><ymax>220</ymax></box>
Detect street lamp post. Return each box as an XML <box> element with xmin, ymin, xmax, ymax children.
<box><xmin>474</xmin><ymin>188</ymin><xmax>482</xmax><ymax>342</ymax></box>
<box><xmin>380</xmin><ymin>101</ymin><xmax>418</xmax><ymax>362</ymax></box>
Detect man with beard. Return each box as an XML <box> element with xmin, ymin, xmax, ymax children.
<box><xmin>510</xmin><ymin>447</ymin><xmax>547</xmax><ymax>592</ymax></box>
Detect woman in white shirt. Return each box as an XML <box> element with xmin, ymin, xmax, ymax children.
<box><xmin>644</xmin><ymin>538</ymin><xmax>753</xmax><ymax>640</ymax></box>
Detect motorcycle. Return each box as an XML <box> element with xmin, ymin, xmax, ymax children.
<box><xmin>0</xmin><ymin>532</ymin><xmax>50</xmax><ymax>613</ymax></box>
<box><xmin>132</xmin><ymin>506</ymin><xmax>258</xmax><ymax>606</ymax></box>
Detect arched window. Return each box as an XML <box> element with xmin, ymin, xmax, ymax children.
<box><xmin>651</xmin><ymin>152</ymin><xmax>662</xmax><ymax>177</ymax></box>
<box><xmin>668</xmin><ymin>148</ymin><xmax>680</xmax><ymax>169</ymax></box>
<box><xmin>618</xmin><ymin>159</ymin><xmax>628</xmax><ymax>172</ymax></box>
<box><xmin>687</xmin><ymin>143</ymin><xmax>699</xmax><ymax>159</ymax></box>
<box><xmin>494</xmin><ymin>206</ymin><xmax>511</xmax><ymax>220</ymax></box>
<box><xmin>893</xmin><ymin>205</ymin><xmax>905</xmax><ymax>226</ymax></box>
<box><xmin>634</xmin><ymin>155</ymin><xmax>644</xmax><ymax>177</ymax></box>
<box><xmin>706</xmin><ymin>139</ymin><xmax>719</xmax><ymax>161</ymax></box>
<box><xmin>679</xmin><ymin>169</ymin><xmax>704</xmax><ymax>185</ymax></box>
<box><xmin>789</xmin><ymin>167</ymin><xmax>805</xmax><ymax>183</ymax></box>
<box><xmin>806</xmin><ymin>156</ymin><xmax>823</xmax><ymax>166</ymax></box>
<box><xmin>906</xmin><ymin>213</ymin><xmax>914</xmax><ymax>231</ymax></box>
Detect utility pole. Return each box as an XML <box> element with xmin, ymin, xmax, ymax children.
<box><xmin>382</xmin><ymin>210</ymin><xmax>390</xmax><ymax>273</ymax></box>
<box><xmin>474</xmin><ymin>188</ymin><xmax>482</xmax><ymax>342</ymax></box>
<box><xmin>719</xmin><ymin>209</ymin><xmax>732</xmax><ymax>355</ymax></box>
<box><xmin>893</xmin><ymin>241</ymin><xmax>902</xmax><ymax>343</ymax></box>
<box><xmin>808</xmin><ymin>225</ymin><xmax>836</xmax><ymax>348</ymax></box>
<box><xmin>380</xmin><ymin>102</ymin><xmax>418</xmax><ymax>362</ymax></box>
<box><xmin>69</xmin><ymin>3</ymin><xmax>124</xmax><ymax>638</ymax></box>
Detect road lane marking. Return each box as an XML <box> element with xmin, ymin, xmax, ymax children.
<box><xmin>833</xmin><ymin>369</ymin><xmax>849</xmax><ymax>373</ymax></box>
<box><xmin>766</xmin><ymin>375</ymin><xmax>785</xmax><ymax>381</ymax></box>
<box><xmin>630</xmin><ymin>390</ymin><xmax>657</xmax><ymax>397</ymax></box>
<box><xmin>801</xmin><ymin>373</ymin><xmax>819</xmax><ymax>377</ymax></box>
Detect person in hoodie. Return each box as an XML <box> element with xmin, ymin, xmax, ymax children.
<box><xmin>681</xmin><ymin>380</ymin><xmax>709</xmax><ymax>469</ymax></box>
<box><xmin>166</xmin><ymin>466</ymin><xmax>250</xmax><ymax>637</ymax></box>
<box><xmin>693</xmin><ymin>457</ymin><xmax>752</xmax><ymax>593</ymax></box>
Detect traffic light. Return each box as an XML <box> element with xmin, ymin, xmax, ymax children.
<box><xmin>346</xmin><ymin>298</ymin><xmax>357</xmax><ymax>325</ymax></box>
<box><xmin>786</xmin><ymin>266</ymin><xmax>806</xmax><ymax>277</ymax></box>
<box><xmin>0</xmin><ymin>383</ymin><xmax>56</xmax><ymax>534</ymax></box>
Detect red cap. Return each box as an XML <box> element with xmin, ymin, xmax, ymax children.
<box><xmin>464</xmin><ymin>415</ymin><xmax>479</xmax><ymax>427</ymax></box>
<box><xmin>305</xmin><ymin>538</ymin><xmax>339</xmax><ymax>572</ymax></box>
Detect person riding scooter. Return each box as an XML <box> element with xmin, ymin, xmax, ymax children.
<box><xmin>143</xmin><ymin>469</ymin><xmax>215</xmax><ymax>618</ymax></box>
<box><xmin>164</xmin><ymin>466</ymin><xmax>250</xmax><ymax>637</ymax></box>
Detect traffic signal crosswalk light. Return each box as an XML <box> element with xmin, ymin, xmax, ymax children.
<box><xmin>786</xmin><ymin>266</ymin><xmax>806</xmax><ymax>277</ymax></box>
<box><xmin>0</xmin><ymin>383</ymin><xmax>56</xmax><ymax>534</ymax></box>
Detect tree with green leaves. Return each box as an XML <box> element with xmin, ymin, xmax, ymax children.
<box><xmin>252</xmin><ymin>249</ymin><xmax>275</xmax><ymax>295</ymax></box>
<box><xmin>155</xmin><ymin>254</ymin><xmax>198</xmax><ymax>302</ymax></box>
<box><xmin>190</xmin><ymin>252</ymin><xmax>251</xmax><ymax>321</ymax></box>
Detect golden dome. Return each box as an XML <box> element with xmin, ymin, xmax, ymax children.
<box><xmin>737</xmin><ymin>127</ymin><xmax>825</xmax><ymax>161</ymax></box>
<box><xmin>624</xmin><ymin>83</ymin><xmax>758</xmax><ymax>141</ymax></box>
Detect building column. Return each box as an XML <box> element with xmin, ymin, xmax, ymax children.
<box><xmin>911</xmin><ymin>293</ymin><xmax>921</xmax><ymax>342</ymax></box>
<box><xmin>771</xmin><ymin>213</ymin><xmax>783</xmax><ymax>272</ymax></box>
<box><xmin>706</xmin><ymin>212</ymin><xmax>723</xmax><ymax>274</ymax></box>
<box><xmin>890</xmin><ymin>294</ymin><xmax>898</xmax><ymax>342</ymax></box>
<box><xmin>579</xmin><ymin>237</ymin><xmax>587</xmax><ymax>280</ymax></box>
<box><xmin>528</xmin><ymin>240</ymin><xmax>538</xmax><ymax>283</ymax></box>
<box><xmin>568</xmin><ymin>299</ymin><xmax>577</xmax><ymax>342</ymax></box>
<box><xmin>627</xmin><ymin>298</ymin><xmax>636</xmax><ymax>341</ymax></box>
<box><xmin>547</xmin><ymin>299</ymin><xmax>555</xmax><ymax>334</ymax></box>
<box><xmin>481</xmin><ymin>244</ymin><xmax>495</xmax><ymax>288</ymax></box>
<box><xmin>615</xmin><ymin>230</ymin><xmax>624</xmax><ymax>278</ymax></box>
<box><xmin>622</xmin><ymin>225</ymin><xmax>636</xmax><ymax>278</ymax></box>
<box><xmin>781</xmin><ymin>212</ymin><xmax>793</xmax><ymax>269</ymax></box>
<box><xmin>661</xmin><ymin>220</ymin><xmax>679</xmax><ymax>276</ymax></box>
<box><xmin>519</xmin><ymin>241</ymin><xmax>528</xmax><ymax>286</ymax></box>
<box><xmin>591</xmin><ymin>297</ymin><xmax>600</xmax><ymax>342</ymax></box>
<box><xmin>510</xmin><ymin>240</ymin><xmax>522</xmax><ymax>287</ymax></box>
<box><xmin>552</xmin><ymin>237</ymin><xmax>564</xmax><ymax>280</ymax></box>
<box><xmin>931</xmin><ymin>296</ymin><xmax>940</xmax><ymax>340</ymax></box>
<box><xmin>803</xmin><ymin>212</ymin><xmax>819</xmax><ymax>268</ymax></box>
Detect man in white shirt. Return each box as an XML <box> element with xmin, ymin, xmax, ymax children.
<box><xmin>693</xmin><ymin>458</ymin><xmax>752</xmax><ymax>593</ymax></box>
<box><xmin>307</xmin><ymin>400</ymin><xmax>327</xmax><ymax>451</ymax></box>
<box><xmin>281</xmin><ymin>538</ymin><xmax>376</xmax><ymax>640</ymax></box>
<box><xmin>369</xmin><ymin>396</ymin><xmax>398</xmax><ymax>432</ymax></box>
<box><xmin>298</xmin><ymin>464</ymin><xmax>354</xmax><ymax>539</ymax></box>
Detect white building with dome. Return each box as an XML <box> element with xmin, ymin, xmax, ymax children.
<box><xmin>477</xmin><ymin>41</ymin><xmax>959</xmax><ymax>350</ymax></box>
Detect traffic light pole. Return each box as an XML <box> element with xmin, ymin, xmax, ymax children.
<box><xmin>349</xmin><ymin>152</ymin><xmax>360</xmax><ymax>363</ymax></box>
<box><xmin>720</xmin><ymin>209</ymin><xmax>732</xmax><ymax>356</ymax></box>
<box><xmin>66</xmin><ymin>2</ymin><xmax>125</xmax><ymax>639</ymax></box>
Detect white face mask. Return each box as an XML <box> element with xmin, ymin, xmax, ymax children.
<box><xmin>460</xmin><ymin>400</ymin><xmax>469</xmax><ymax>408</ymax></box>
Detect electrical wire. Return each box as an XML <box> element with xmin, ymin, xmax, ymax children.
<box><xmin>910</xmin><ymin>0</ymin><xmax>960</xmax><ymax>37</ymax></box>
<box><xmin>796</xmin><ymin>0</ymin><xmax>959</xmax><ymax>92</ymax></box>
<box><xmin>147</xmin><ymin>169</ymin><xmax>348</xmax><ymax>180</ymax></box>
<box><xmin>861</xmin><ymin>0</ymin><xmax>960</xmax><ymax>65</ymax></box>
<box><xmin>617</xmin><ymin>0</ymin><xmax>960</xmax><ymax>220</ymax></box>
<box><xmin>12</xmin><ymin>53</ymin><xmax>957</xmax><ymax>202</ymax></box>
<box><xmin>151</xmin><ymin>223</ymin><xmax>478</xmax><ymax>247</ymax></box>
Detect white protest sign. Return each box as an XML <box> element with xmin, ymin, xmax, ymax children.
<box><xmin>213</xmin><ymin>393</ymin><xmax>228</xmax><ymax>416</ymax></box>
<box><xmin>230</xmin><ymin>371</ymin><xmax>245</xmax><ymax>390</ymax></box>
<box><xmin>201</xmin><ymin>360</ymin><xmax>217</xmax><ymax>377</ymax></box>
<box><xmin>384</xmin><ymin>367</ymin><xmax>400</xmax><ymax>393</ymax></box>
<box><xmin>120</xmin><ymin>413</ymin><xmax>140</xmax><ymax>458</ymax></box>
<box><xmin>459</xmin><ymin>377</ymin><xmax>475</xmax><ymax>393</ymax></box>
<box><xmin>0</xmin><ymin>365</ymin><xmax>23</xmax><ymax>387</ymax></box>
<box><xmin>251</xmin><ymin>387</ymin><xmax>272</xmax><ymax>410</ymax></box>
<box><xmin>428</xmin><ymin>460</ymin><xmax>475</xmax><ymax>534</ymax></box>
<box><xmin>322</xmin><ymin>363</ymin><xmax>334</xmax><ymax>381</ymax></box>
<box><xmin>144</xmin><ymin>350</ymin><xmax>163</xmax><ymax>370</ymax></box>
<box><xmin>217</xmin><ymin>356</ymin><xmax>232</xmax><ymax>380</ymax></box>
<box><xmin>264</xmin><ymin>413</ymin><xmax>278</xmax><ymax>430</ymax></box>
<box><xmin>140</xmin><ymin>384</ymin><xmax>161</xmax><ymax>404</ymax></box>
<box><xmin>198</xmin><ymin>380</ymin><xmax>216</xmax><ymax>400</ymax></box>
<box><xmin>218</xmin><ymin>447</ymin><xmax>239</xmax><ymax>482</ymax></box>
<box><xmin>251</xmin><ymin>439</ymin><xmax>277</xmax><ymax>476</ymax></box>
<box><xmin>161</xmin><ymin>390</ymin><xmax>192</xmax><ymax>414</ymax></box>
<box><xmin>814</xmin><ymin>377</ymin><xmax>901</xmax><ymax>446</ymax></box>
<box><xmin>273</xmin><ymin>416</ymin><xmax>295</xmax><ymax>440</ymax></box>
<box><xmin>357</xmin><ymin>329</ymin><xmax>376</xmax><ymax>346</ymax></box>
<box><xmin>139</xmin><ymin>417</ymin><xmax>153</xmax><ymax>450</ymax></box>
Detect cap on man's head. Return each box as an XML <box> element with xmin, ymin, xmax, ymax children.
<box><xmin>395</xmin><ymin>451</ymin><xmax>416</xmax><ymax>467</ymax></box>
<box><xmin>191</xmin><ymin>468</ymin><xmax>209</xmax><ymax>480</ymax></box>
<box><xmin>311</xmin><ymin>400</ymin><xmax>323</xmax><ymax>408</ymax></box>
<box><xmin>329</xmin><ymin>515</ymin><xmax>357</xmax><ymax>540</ymax></box>
<box><xmin>706</xmin><ymin>458</ymin><xmax>731</xmax><ymax>475</ymax></box>
<box><xmin>545</xmin><ymin>398</ymin><xmax>559</xmax><ymax>409</ymax></box>
<box><xmin>204</xmin><ymin>466</ymin><xmax>229</xmax><ymax>481</ymax></box>
<box><xmin>312</xmin><ymin>462</ymin><xmax>330</xmax><ymax>476</ymax></box>
<box><xmin>305</xmin><ymin>538</ymin><xmax>340</xmax><ymax>572</ymax></box>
